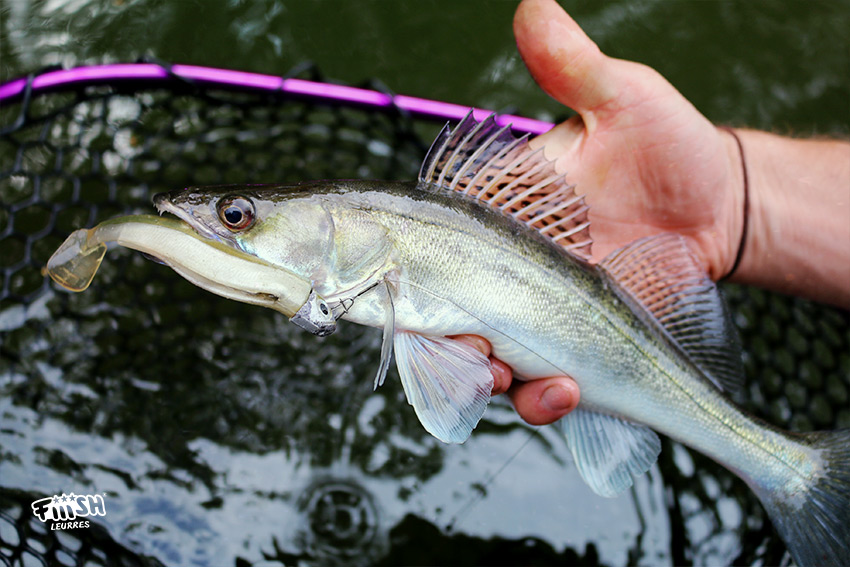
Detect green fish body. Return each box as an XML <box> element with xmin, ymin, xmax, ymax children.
<box><xmin>49</xmin><ymin>114</ymin><xmax>850</xmax><ymax>566</ymax></box>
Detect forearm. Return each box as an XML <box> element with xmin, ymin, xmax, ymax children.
<box><xmin>730</xmin><ymin>129</ymin><xmax>850</xmax><ymax>308</ymax></box>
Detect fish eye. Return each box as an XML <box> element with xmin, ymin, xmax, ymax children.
<box><xmin>217</xmin><ymin>196</ymin><xmax>255</xmax><ymax>231</ymax></box>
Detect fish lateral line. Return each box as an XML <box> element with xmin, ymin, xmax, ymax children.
<box><xmin>395</xmin><ymin>277</ymin><xmax>568</xmax><ymax>379</ymax></box>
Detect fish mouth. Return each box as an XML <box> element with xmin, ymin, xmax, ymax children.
<box><xmin>94</xmin><ymin>213</ymin><xmax>311</xmax><ymax>317</ymax></box>
<box><xmin>152</xmin><ymin>192</ymin><xmax>220</xmax><ymax>241</ymax></box>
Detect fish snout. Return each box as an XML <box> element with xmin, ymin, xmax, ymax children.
<box><xmin>152</xmin><ymin>192</ymin><xmax>173</xmax><ymax>213</ymax></box>
<box><xmin>150</xmin><ymin>191</ymin><xmax>220</xmax><ymax>240</ymax></box>
<box><xmin>152</xmin><ymin>191</ymin><xmax>193</xmax><ymax>225</ymax></box>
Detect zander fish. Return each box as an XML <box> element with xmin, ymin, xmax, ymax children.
<box><xmin>46</xmin><ymin>114</ymin><xmax>850</xmax><ymax>566</ymax></box>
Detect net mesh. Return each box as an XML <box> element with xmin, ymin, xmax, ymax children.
<box><xmin>1</xmin><ymin>66</ymin><xmax>848</xmax><ymax>566</ymax></box>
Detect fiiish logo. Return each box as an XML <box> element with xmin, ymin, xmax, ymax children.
<box><xmin>30</xmin><ymin>493</ymin><xmax>107</xmax><ymax>530</ymax></box>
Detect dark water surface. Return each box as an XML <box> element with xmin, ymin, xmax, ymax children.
<box><xmin>1</xmin><ymin>1</ymin><xmax>849</xmax><ymax>566</ymax></box>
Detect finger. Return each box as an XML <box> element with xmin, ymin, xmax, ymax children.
<box><xmin>528</xmin><ymin>114</ymin><xmax>585</xmax><ymax>168</ymax></box>
<box><xmin>448</xmin><ymin>334</ymin><xmax>491</xmax><ymax>356</ymax></box>
<box><xmin>508</xmin><ymin>376</ymin><xmax>580</xmax><ymax>426</ymax></box>
<box><xmin>514</xmin><ymin>0</ymin><xmax>618</xmax><ymax>117</ymax></box>
<box><xmin>449</xmin><ymin>335</ymin><xmax>515</xmax><ymax>395</ymax></box>
<box><xmin>489</xmin><ymin>357</ymin><xmax>513</xmax><ymax>396</ymax></box>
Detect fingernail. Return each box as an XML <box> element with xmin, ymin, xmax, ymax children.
<box><xmin>541</xmin><ymin>385</ymin><xmax>573</xmax><ymax>412</ymax></box>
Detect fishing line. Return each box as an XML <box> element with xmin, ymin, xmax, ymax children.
<box><xmin>330</xmin><ymin>280</ymin><xmax>381</xmax><ymax>319</ymax></box>
<box><xmin>445</xmin><ymin>427</ymin><xmax>538</xmax><ymax>533</ymax></box>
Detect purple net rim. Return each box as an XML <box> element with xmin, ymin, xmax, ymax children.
<box><xmin>0</xmin><ymin>63</ymin><xmax>554</xmax><ymax>135</ymax></box>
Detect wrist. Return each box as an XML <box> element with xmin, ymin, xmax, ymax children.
<box><xmin>723</xmin><ymin>130</ymin><xmax>850</xmax><ymax>307</ymax></box>
<box><xmin>717</xmin><ymin>127</ymin><xmax>748</xmax><ymax>281</ymax></box>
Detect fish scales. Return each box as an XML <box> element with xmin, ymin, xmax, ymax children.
<box><xmin>318</xmin><ymin>181</ymin><xmax>816</xmax><ymax>489</ymax></box>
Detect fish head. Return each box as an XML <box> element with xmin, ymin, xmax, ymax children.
<box><xmin>153</xmin><ymin>182</ymin><xmax>396</xmax><ymax>303</ymax></box>
<box><xmin>154</xmin><ymin>184</ymin><xmax>336</xmax><ymax>285</ymax></box>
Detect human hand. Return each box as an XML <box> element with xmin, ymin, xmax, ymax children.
<box><xmin>517</xmin><ymin>1</ymin><xmax>849</xmax><ymax>307</ymax></box>
<box><xmin>514</xmin><ymin>0</ymin><xmax>745</xmax><ymax>280</ymax></box>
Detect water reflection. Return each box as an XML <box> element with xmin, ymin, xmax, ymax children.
<box><xmin>290</xmin><ymin>477</ymin><xmax>386</xmax><ymax>565</ymax></box>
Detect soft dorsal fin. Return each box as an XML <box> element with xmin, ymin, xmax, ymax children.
<box><xmin>599</xmin><ymin>234</ymin><xmax>744</xmax><ymax>392</ymax></box>
<box><xmin>419</xmin><ymin>112</ymin><xmax>592</xmax><ymax>261</ymax></box>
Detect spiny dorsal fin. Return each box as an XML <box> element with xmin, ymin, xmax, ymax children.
<box><xmin>599</xmin><ymin>234</ymin><xmax>744</xmax><ymax>393</ymax></box>
<box><xmin>419</xmin><ymin>112</ymin><xmax>592</xmax><ymax>261</ymax></box>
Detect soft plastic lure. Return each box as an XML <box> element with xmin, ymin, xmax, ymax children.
<box><xmin>44</xmin><ymin>214</ymin><xmax>313</xmax><ymax>320</ymax></box>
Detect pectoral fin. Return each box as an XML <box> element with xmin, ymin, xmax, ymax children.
<box><xmin>394</xmin><ymin>332</ymin><xmax>493</xmax><ymax>444</ymax></box>
<box><xmin>373</xmin><ymin>279</ymin><xmax>395</xmax><ymax>390</ymax></box>
<box><xmin>557</xmin><ymin>408</ymin><xmax>661</xmax><ymax>498</ymax></box>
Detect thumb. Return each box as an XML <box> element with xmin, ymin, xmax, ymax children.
<box><xmin>513</xmin><ymin>0</ymin><xmax>620</xmax><ymax>115</ymax></box>
<box><xmin>508</xmin><ymin>377</ymin><xmax>580</xmax><ymax>426</ymax></box>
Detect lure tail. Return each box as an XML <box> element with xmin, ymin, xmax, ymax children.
<box><xmin>752</xmin><ymin>429</ymin><xmax>850</xmax><ymax>567</ymax></box>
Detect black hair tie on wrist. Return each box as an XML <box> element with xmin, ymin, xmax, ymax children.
<box><xmin>719</xmin><ymin>126</ymin><xmax>749</xmax><ymax>281</ymax></box>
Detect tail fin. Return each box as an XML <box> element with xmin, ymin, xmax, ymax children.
<box><xmin>753</xmin><ymin>429</ymin><xmax>850</xmax><ymax>567</ymax></box>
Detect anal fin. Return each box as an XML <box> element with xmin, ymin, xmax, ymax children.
<box><xmin>394</xmin><ymin>332</ymin><xmax>493</xmax><ymax>444</ymax></box>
